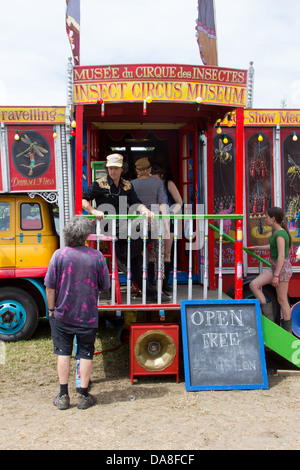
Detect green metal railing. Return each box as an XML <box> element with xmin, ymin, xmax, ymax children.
<box><xmin>84</xmin><ymin>213</ymin><xmax>244</xmax><ymax>221</ymax></box>
<box><xmin>81</xmin><ymin>212</ymin><xmax>253</xmax><ymax>305</ymax></box>
<box><xmin>209</xmin><ymin>223</ymin><xmax>271</xmax><ymax>268</ymax></box>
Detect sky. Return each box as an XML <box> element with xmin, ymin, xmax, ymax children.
<box><xmin>0</xmin><ymin>0</ymin><xmax>299</xmax><ymax>109</ymax></box>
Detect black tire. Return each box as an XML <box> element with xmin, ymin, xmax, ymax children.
<box><xmin>227</xmin><ymin>280</ymin><xmax>281</xmax><ymax>325</ymax></box>
<box><xmin>0</xmin><ymin>287</ymin><xmax>39</xmax><ymax>342</ymax></box>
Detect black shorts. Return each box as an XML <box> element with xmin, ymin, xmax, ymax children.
<box><xmin>49</xmin><ymin>317</ymin><xmax>96</xmax><ymax>360</ymax></box>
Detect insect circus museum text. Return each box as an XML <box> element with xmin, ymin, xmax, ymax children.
<box><xmin>74</xmin><ymin>81</ymin><xmax>246</xmax><ymax>105</ymax></box>
<box><xmin>74</xmin><ymin>65</ymin><xmax>246</xmax><ymax>83</ymax></box>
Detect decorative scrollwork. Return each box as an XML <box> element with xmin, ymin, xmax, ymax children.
<box><xmin>28</xmin><ymin>192</ymin><xmax>58</xmax><ymax>204</ymax></box>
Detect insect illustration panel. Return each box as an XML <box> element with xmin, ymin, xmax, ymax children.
<box><xmin>8</xmin><ymin>127</ymin><xmax>56</xmax><ymax>192</ymax></box>
<box><xmin>213</xmin><ymin>132</ymin><xmax>236</xmax><ymax>265</ymax></box>
<box><xmin>246</xmin><ymin>131</ymin><xmax>272</xmax><ymax>247</ymax></box>
<box><xmin>282</xmin><ymin>130</ymin><xmax>300</xmax><ymax>245</ymax></box>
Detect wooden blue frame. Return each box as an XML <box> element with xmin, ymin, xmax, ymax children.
<box><xmin>180</xmin><ymin>299</ymin><xmax>268</xmax><ymax>391</ymax></box>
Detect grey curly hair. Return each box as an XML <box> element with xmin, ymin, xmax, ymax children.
<box><xmin>63</xmin><ymin>216</ymin><xmax>92</xmax><ymax>247</ymax></box>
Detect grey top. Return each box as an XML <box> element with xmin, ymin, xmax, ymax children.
<box><xmin>131</xmin><ymin>177</ymin><xmax>165</xmax><ymax>211</ymax></box>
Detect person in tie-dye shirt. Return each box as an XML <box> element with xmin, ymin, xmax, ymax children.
<box><xmin>45</xmin><ymin>216</ymin><xmax>110</xmax><ymax>410</ymax></box>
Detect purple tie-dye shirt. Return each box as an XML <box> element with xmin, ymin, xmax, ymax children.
<box><xmin>44</xmin><ymin>246</ymin><xmax>110</xmax><ymax>328</ymax></box>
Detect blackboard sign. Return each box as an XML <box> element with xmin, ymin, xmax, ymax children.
<box><xmin>181</xmin><ymin>299</ymin><xmax>268</xmax><ymax>391</ymax></box>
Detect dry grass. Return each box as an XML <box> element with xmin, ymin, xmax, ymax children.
<box><xmin>0</xmin><ymin>318</ymin><xmax>129</xmax><ymax>392</ymax></box>
<box><xmin>2</xmin><ymin>319</ymin><xmax>300</xmax><ymax>450</ymax></box>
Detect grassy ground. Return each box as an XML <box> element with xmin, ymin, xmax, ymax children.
<box><xmin>0</xmin><ymin>318</ymin><xmax>129</xmax><ymax>393</ymax></box>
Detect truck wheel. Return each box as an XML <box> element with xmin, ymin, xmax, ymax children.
<box><xmin>0</xmin><ymin>287</ymin><xmax>39</xmax><ymax>342</ymax></box>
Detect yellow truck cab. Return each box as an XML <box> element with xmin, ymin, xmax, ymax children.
<box><xmin>0</xmin><ymin>195</ymin><xmax>58</xmax><ymax>273</ymax></box>
<box><xmin>0</xmin><ymin>107</ymin><xmax>71</xmax><ymax>341</ymax></box>
<box><xmin>0</xmin><ymin>194</ymin><xmax>59</xmax><ymax>341</ymax></box>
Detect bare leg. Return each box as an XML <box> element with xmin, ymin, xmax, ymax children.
<box><xmin>79</xmin><ymin>358</ymin><xmax>93</xmax><ymax>388</ymax></box>
<box><xmin>57</xmin><ymin>355</ymin><xmax>70</xmax><ymax>385</ymax></box>
<box><xmin>249</xmin><ymin>270</ymin><xmax>273</xmax><ymax>304</ymax></box>
<box><xmin>276</xmin><ymin>281</ymin><xmax>291</xmax><ymax>321</ymax></box>
<box><xmin>77</xmin><ymin>358</ymin><xmax>97</xmax><ymax>409</ymax></box>
<box><xmin>53</xmin><ymin>356</ymin><xmax>71</xmax><ymax>408</ymax></box>
<box><xmin>164</xmin><ymin>235</ymin><xmax>174</xmax><ymax>263</ymax></box>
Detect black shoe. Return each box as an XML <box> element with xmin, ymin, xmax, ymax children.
<box><xmin>77</xmin><ymin>393</ymin><xmax>97</xmax><ymax>410</ymax></box>
<box><xmin>163</xmin><ymin>284</ymin><xmax>172</xmax><ymax>294</ymax></box>
<box><xmin>132</xmin><ymin>290</ymin><xmax>142</xmax><ymax>298</ymax></box>
<box><xmin>147</xmin><ymin>292</ymin><xmax>170</xmax><ymax>303</ymax></box>
<box><xmin>163</xmin><ymin>290</ymin><xmax>172</xmax><ymax>298</ymax></box>
<box><xmin>53</xmin><ymin>394</ymin><xmax>70</xmax><ymax>410</ymax></box>
<box><xmin>161</xmin><ymin>293</ymin><xmax>171</xmax><ymax>303</ymax></box>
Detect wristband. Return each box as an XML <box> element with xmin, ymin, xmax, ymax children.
<box><xmin>273</xmin><ymin>275</ymin><xmax>279</xmax><ymax>278</ymax></box>
<box><xmin>48</xmin><ymin>308</ymin><xmax>55</xmax><ymax>312</ymax></box>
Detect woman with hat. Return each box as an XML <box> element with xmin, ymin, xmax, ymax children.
<box><xmin>131</xmin><ymin>157</ymin><xmax>170</xmax><ymax>302</ymax></box>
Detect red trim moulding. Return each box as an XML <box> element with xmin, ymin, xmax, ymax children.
<box><xmin>75</xmin><ymin>105</ymin><xmax>84</xmax><ymax>215</ymax></box>
<box><xmin>207</xmin><ymin>120</ymin><xmax>216</xmax><ymax>290</ymax></box>
<box><xmin>0</xmin><ymin>267</ymin><xmax>48</xmax><ymax>278</ymax></box>
<box><xmin>234</xmin><ymin>107</ymin><xmax>245</xmax><ymax>299</ymax></box>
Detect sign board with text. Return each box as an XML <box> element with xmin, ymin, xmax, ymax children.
<box><xmin>0</xmin><ymin>107</ymin><xmax>66</xmax><ymax>193</ymax></box>
<box><xmin>181</xmin><ymin>299</ymin><xmax>268</xmax><ymax>391</ymax></box>
<box><xmin>0</xmin><ymin>107</ymin><xmax>65</xmax><ymax>124</ymax></box>
<box><xmin>73</xmin><ymin>64</ymin><xmax>247</xmax><ymax>107</ymax></box>
<box><xmin>222</xmin><ymin>109</ymin><xmax>300</xmax><ymax>126</ymax></box>
<box><xmin>7</xmin><ymin>126</ymin><xmax>57</xmax><ymax>192</ymax></box>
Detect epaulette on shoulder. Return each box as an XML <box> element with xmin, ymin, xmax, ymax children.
<box><xmin>96</xmin><ymin>176</ymin><xmax>109</xmax><ymax>189</ymax></box>
<box><xmin>121</xmin><ymin>178</ymin><xmax>132</xmax><ymax>191</ymax></box>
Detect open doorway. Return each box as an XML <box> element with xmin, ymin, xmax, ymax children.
<box><xmin>86</xmin><ymin>124</ymin><xmax>202</xmax><ymax>282</ymax></box>
<box><xmin>97</xmin><ymin>129</ymin><xmax>179</xmax><ymax>184</ymax></box>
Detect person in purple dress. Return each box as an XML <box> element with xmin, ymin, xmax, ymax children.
<box><xmin>45</xmin><ymin>216</ymin><xmax>110</xmax><ymax>410</ymax></box>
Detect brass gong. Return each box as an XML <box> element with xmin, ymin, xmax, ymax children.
<box><xmin>134</xmin><ymin>329</ymin><xmax>176</xmax><ymax>371</ymax></box>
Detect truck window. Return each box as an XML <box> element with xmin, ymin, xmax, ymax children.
<box><xmin>21</xmin><ymin>203</ymin><xmax>43</xmax><ymax>230</ymax></box>
<box><xmin>0</xmin><ymin>202</ymin><xmax>10</xmax><ymax>231</ymax></box>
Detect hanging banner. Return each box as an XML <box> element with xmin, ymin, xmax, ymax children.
<box><xmin>66</xmin><ymin>0</ymin><xmax>80</xmax><ymax>65</ymax></box>
<box><xmin>195</xmin><ymin>0</ymin><xmax>218</xmax><ymax>66</ymax></box>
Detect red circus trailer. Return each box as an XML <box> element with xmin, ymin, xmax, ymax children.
<box><xmin>73</xmin><ymin>62</ymin><xmax>246</xmax><ymax>301</ymax></box>
<box><xmin>1</xmin><ymin>63</ymin><xmax>300</xmax><ymax>345</ymax></box>
<box><xmin>71</xmin><ymin>62</ymin><xmax>300</xmax><ymax>328</ymax></box>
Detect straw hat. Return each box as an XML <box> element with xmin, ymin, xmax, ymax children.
<box><xmin>135</xmin><ymin>157</ymin><xmax>151</xmax><ymax>170</ymax></box>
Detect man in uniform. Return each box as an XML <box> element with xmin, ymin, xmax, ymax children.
<box><xmin>82</xmin><ymin>153</ymin><xmax>159</xmax><ymax>300</ymax></box>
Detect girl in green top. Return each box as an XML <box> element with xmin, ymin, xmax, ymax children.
<box><xmin>247</xmin><ymin>207</ymin><xmax>293</xmax><ymax>332</ymax></box>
